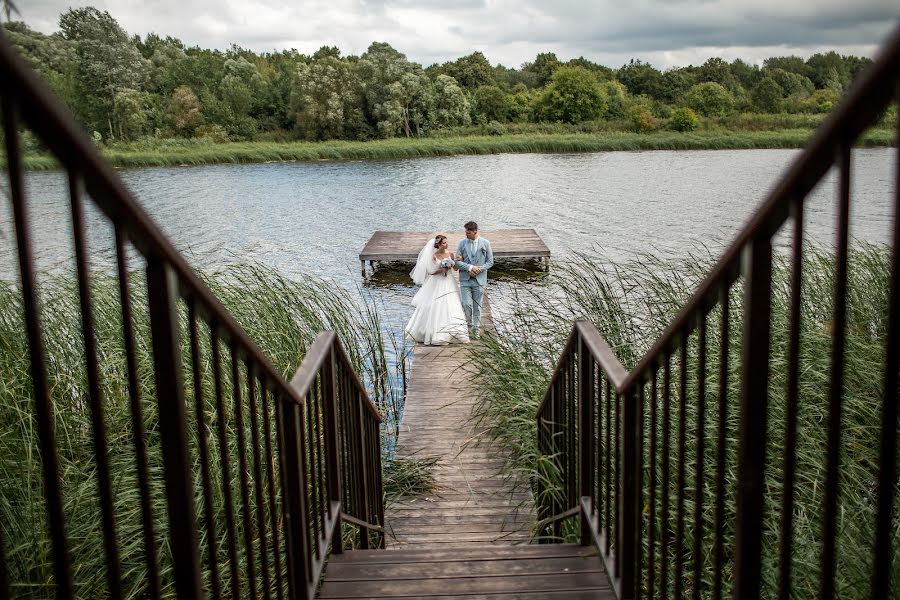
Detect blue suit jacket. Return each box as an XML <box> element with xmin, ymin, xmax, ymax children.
<box><xmin>455</xmin><ymin>237</ymin><xmax>494</xmax><ymax>286</ymax></box>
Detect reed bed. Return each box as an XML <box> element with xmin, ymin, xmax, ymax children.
<box><xmin>15</xmin><ymin>128</ymin><xmax>894</xmax><ymax>171</ymax></box>
<box><xmin>0</xmin><ymin>263</ymin><xmax>418</xmax><ymax>598</ymax></box>
<box><xmin>469</xmin><ymin>244</ymin><xmax>898</xmax><ymax>598</ymax></box>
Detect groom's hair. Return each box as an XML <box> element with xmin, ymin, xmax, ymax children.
<box><xmin>464</xmin><ymin>221</ymin><xmax>478</xmax><ymax>231</ymax></box>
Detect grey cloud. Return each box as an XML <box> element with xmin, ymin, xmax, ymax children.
<box><xmin>16</xmin><ymin>0</ymin><xmax>900</xmax><ymax>68</ymax></box>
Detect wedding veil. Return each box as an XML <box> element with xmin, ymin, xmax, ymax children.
<box><xmin>409</xmin><ymin>237</ymin><xmax>437</xmax><ymax>285</ymax></box>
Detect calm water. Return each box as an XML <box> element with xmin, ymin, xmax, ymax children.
<box><xmin>1</xmin><ymin>148</ymin><xmax>896</xmax><ymax>338</ymax></box>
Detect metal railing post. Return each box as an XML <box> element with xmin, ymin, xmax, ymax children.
<box><xmin>322</xmin><ymin>347</ymin><xmax>343</xmax><ymax>553</ymax></box>
<box><xmin>733</xmin><ymin>237</ymin><xmax>772</xmax><ymax>600</ymax></box>
<box><xmin>620</xmin><ymin>385</ymin><xmax>638</xmax><ymax>600</ymax></box>
<box><xmin>279</xmin><ymin>400</ymin><xmax>311</xmax><ymax>600</ymax></box>
<box><xmin>579</xmin><ymin>336</ymin><xmax>595</xmax><ymax>546</ymax></box>
<box><xmin>145</xmin><ymin>257</ymin><xmax>202</xmax><ymax>600</ymax></box>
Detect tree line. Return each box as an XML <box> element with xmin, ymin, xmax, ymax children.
<box><xmin>4</xmin><ymin>7</ymin><xmax>876</xmax><ymax>144</ymax></box>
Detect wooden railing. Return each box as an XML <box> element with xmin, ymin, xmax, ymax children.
<box><xmin>536</xmin><ymin>25</ymin><xmax>900</xmax><ymax>600</ymax></box>
<box><xmin>0</xmin><ymin>31</ymin><xmax>382</xmax><ymax>599</ymax></box>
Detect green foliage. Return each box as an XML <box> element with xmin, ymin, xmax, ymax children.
<box><xmin>618</xmin><ymin>59</ymin><xmax>666</xmax><ymax>99</ymax></box>
<box><xmin>523</xmin><ymin>52</ymin><xmax>561</xmax><ymax>88</ymax></box>
<box><xmin>751</xmin><ymin>76</ymin><xmax>785</xmax><ymax>113</ymax></box>
<box><xmin>59</xmin><ymin>7</ymin><xmax>149</xmax><ymax>136</ymax></box>
<box><xmin>686</xmin><ymin>81</ymin><xmax>735</xmax><ymax>117</ymax></box>
<box><xmin>470</xmin><ymin>246</ymin><xmax>899</xmax><ymax>595</ymax></box>
<box><xmin>626</xmin><ymin>103</ymin><xmax>656</xmax><ymax>132</ymax></box>
<box><xmin>535</xmin><ymin>66</ymin><xmax>607</xmax><ymax>124</ymax></box>
<box><xmin>485</xmin><ymin>120</ymin><xmax>506</xmax><ymax>136</ymax></box>
<box><xmin>0</xmin><ymin>266</ymin><xmax>405</xmax><ymax>597</ymax></box>
<box><xmin>506</xmin><ymin>86</ymin><xmax>534</xmax><ymax>123</ymax></box>
<box><xmin>473</xmin><ymin>85</ymin><xmax>508</xmax><ymax>123</ymax></box>
<box><xmin>357</xmin><ymin>42</ymin><xmax>431</xmax><ymax>137</ymax></box>
<box><xmin>669</xmin><ymin>107</ymin><xmax>699</xmax><ymax>131</ymax></box>
<box><xmin>112</xmin><ymin>87</ymin><xmax>148</xmax><ymax>139</ymax></box>
<box><xmin>7</xmin><ymin>6</ymin><xmax>884</xmax><ymax>147</ymax></box>
<box><xmin>289</xmin><ymin>56</ymin><xmax>368</xmax><ymax>141</ymax></box>
<box><xmin>439</xmin><ymin>51</ymin><xmax>495</xmax><ymax>89</ymax></box>
<box><xmin>766</xmin><ymin>67</ymin><xmax>814</xmax><ymax>99</ymax></box>
<box><xmin>601</xmin><ymin>80</ymin><xmax>628</xmax><ymax>119</ymax></box>
<box><xmin>429</xmin><ymin>74</ymin><xmax>471</xmax><ymax>129</ymax></box>
<box><xmin>168</xmin><ymin>85</ymin><xmax>203</xmax><ymax>133</ymax></box>
<box><xmin>696</xmin><ymin>56</ymin><xmax>740</xmax><ymax>92</ymax></box>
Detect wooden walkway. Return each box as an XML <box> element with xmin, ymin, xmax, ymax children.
<box><xmin>359</xmin><ymin>229</ymin><xmax>550</xmax><ymax>274</ymax></box>
<box><xmin>318</xmin><ymin>293</ymin><xmax>615</xmax><ymax>598</ymax></box>
<box><xmin>383</xmin><ymin>295</ymin><xmax>536</xmax><ymax>548</ymax></box>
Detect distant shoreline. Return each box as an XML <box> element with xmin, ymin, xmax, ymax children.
<box><xmin>19</xmin><ymin>129</ymin><xmax>895</xmax><ymax>171</ymax></box>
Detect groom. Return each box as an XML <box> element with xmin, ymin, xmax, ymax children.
<box><xmin>454</xmin><ymin>221</ymin><xmax>494</xmax><ymax>336</ymax></box>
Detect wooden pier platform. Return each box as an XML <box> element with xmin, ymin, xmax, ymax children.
<box><xmin>359</xmin><ymin>228</ymin><xmax>550</xmax><ymax>274</ymax></box>
<box><xmin>384</xmin><ymin>295</ymin><xmax>535</xmax><ymax>548</ymax></box>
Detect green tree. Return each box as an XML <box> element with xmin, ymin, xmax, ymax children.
<box><xmin>358</xmin><ymin>42</ymin><xmax>431</xmax><ymax>137</ymax></box>
<box><xmin>534</xmin><ymin>66</ymin><xmax>607</xmax><ymax>123</ymax></box>
<box><xmin>566</xmin><ymin>56</ymin><xmax>614</xmax><ymax>81</ymax></box>
<box><xmin>441</xmin><ymin>51</ymin><xmax>495</xmax><ymax>89</ymax></box>
<box><xmin>289</xmin><ymin>56</ymin><xmax>368</xmax><ymax>140</ymax></box>
<box><xmin>763</xmin><ymin>55</ymin><xmax>814</xmax><ymax>79</ymax></box>
<box><xmin>507</xmin><ymin>84</ymin><xmax>534</xmax><ymax>122</ymax></box>
<box><xmin>766</xmin><ymin>68</ymin><xmax>814</xmax><ymax>98</ymax></box>
<box><xmin>807</xmin><ymin>51</ymin><xmax>850</xmax><ymax>90</ymax></box>
<box><xmin>685</xmin><ymin>81</ymin><xmax>734</xmax><ymax>117</ymax></box>
<box><xmin>730</xmin><ymin>58</ymin><xmax>761</xmax><ymax>90</ymax></box>
<box><xmin>618</xmin><ymin>59</ymin><xmax>666</xmax><ymax>100</ymax></box>
<box><xmin>523</xmin><ymin>52</ymin><xmax>561</xmax><ymax>88</ymax></box>
<box><xmin>697</xmin><ymin>57</ymin><xmax>739</xmax><ymax>92</ymax></box>
<box><xmin>601</xmin><ymin>80</ymin><xmax>628</xmax><ymax>119</ymax></box>
<box><xmin>168</xmin><ymin>85</ymin><xmax>203</xmax><ymax>133</ymax></box>
<box><xmin>112</xmin><ymin>88</ymin><xmax>148</xmax><ymax>139</ymax></box>
<box><xmin>751</xmin><ymin>76</ymin><xmax>784</xmax><ymax>113</ymax></box>
<box><xmin>59</xmin><ymin>7</ymin><xmax>149</xmax><ymax>137</ymax></box>
<box><xmin>669</xmin><ymin>107</ymin><xmax>699</xmax><ymax>131</ymax></box>
<box><xmin>429</xmin><ymin>74</ymin><xmax>470</xmax><ymax>129</ymax></box>
<box><xmin>472</xmin><ymin>85</ymin><xmax>508</xmax><ymax>123</ymax></box>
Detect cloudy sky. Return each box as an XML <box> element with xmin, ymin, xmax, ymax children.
<box><xmin>17</xmin><ymin>1</ymin><xmax>900</xmax><ymax>69</ymax></box>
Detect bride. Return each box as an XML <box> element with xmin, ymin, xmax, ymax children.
<box><xmin>404</xmin><ymin>235</ymin><xmax>471</xmax><ymax>345</ymax></box>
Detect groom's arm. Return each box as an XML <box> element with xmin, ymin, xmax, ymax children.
<box><xmin>454</xmin><ymin>240</ymin><xmax>473</xmax><ymax>272</ymax></box>
<box><xmin>481</xmin><ymin>239</ymin><xmax>495</xmax><ymax>271</ymax></box>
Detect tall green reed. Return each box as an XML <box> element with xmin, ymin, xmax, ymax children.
<box><xmin>470</xmin><ymin>244</ymin><xmax>897</xmax><ymax>598</ymax></box>
<box><xmin>0</xmin><ymin>263</ymin><xmax>409</xmax><ymax>598</ymax></box>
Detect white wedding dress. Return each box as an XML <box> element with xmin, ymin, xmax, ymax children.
<box><xmin>405</xmin><ymin>255</ymin><xmax>470</xmax><ymax>345</ymax></box>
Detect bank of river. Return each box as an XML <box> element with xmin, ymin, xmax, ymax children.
<box><xmin>20</xmin><ymin>128</ymin><xmax>896</xmax><ymax>170</ymax></box>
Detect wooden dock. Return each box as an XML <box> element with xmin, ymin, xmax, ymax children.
<box><xmin>384</xmin><ymin>295</ymin><xmax>535</xmax><ymax>548</ymax></box>
<box><xmin>319</xmin><ymin>294</ymin><xmax>615</xmax><ymax>598</ymax></box>
<box><xmin>359</xmin><ymin>228</ymin><xmax>550</xmax><ymax>274</ymax></box>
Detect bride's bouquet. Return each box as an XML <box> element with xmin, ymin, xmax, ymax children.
<box><xmin>439</xmin><ymin>258</ymin><xmax>453</xmax><ymax>275</ymax></box>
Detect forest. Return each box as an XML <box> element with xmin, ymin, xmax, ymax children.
<box><xmin>4</xmin><ymin>6</ymin><xmax>882</xmax><ymax>147</ymax></box>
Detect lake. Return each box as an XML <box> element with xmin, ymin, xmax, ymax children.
<box><xmin>2</xmin><ymin>147</ymin><xmax>895</xmax><ymax>347</ymax></box>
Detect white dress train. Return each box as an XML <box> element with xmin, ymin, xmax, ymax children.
<box><xmin>404</xmin><ymin>257</ymin><xmax>470</xmax><ymax>345</ymax></box>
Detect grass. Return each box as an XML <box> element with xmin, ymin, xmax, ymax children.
<box><xmin>13</xmin><ymin>127</ymin><xmax>895</xmax><ymax>171</ymax></box>
<box><xmin>0</xmin><ymin>263</ymin><xmax>424</xmax><ymax>598</ymax></box>
<box><xmin>469</xmin><ymin>244</ymin><xmax>898</xmax><ymax>598</ymax></box>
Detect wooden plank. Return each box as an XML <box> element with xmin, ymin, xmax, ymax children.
<box><xmin>359</xmin><ymin>229</ymin><xmax>550</xmax><ymax>262</ymax></box>
<box><xmin>324</xmin><ymin>556</ymin><xmax>603</xmax><ymax>580</ymax></box>
<box><xmin>318</xmin><ymin>572</ymin><xmax>611</xmax><ymax>597</ymax></box>
<box><xmin>332</xmin><ymin>593</ymin><xmax>609</xmax><ymax>600</ymax></box>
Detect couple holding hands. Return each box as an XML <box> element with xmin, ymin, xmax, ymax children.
<box><xmin>404</xmin><ymin>221</ymin><xmax>494</xmax><ymax>345</ymax></box>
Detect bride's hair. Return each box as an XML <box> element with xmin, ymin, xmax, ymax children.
<box><xmin>433</xmin><ymin>235</ymin><xmax>447</xmax><ymax>248</ymax></box>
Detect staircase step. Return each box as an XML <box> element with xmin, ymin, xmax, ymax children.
<box><xmin>319</xmin><ymin>544</ymin><xmax>614</xmax><ymax>599</ymax></box>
